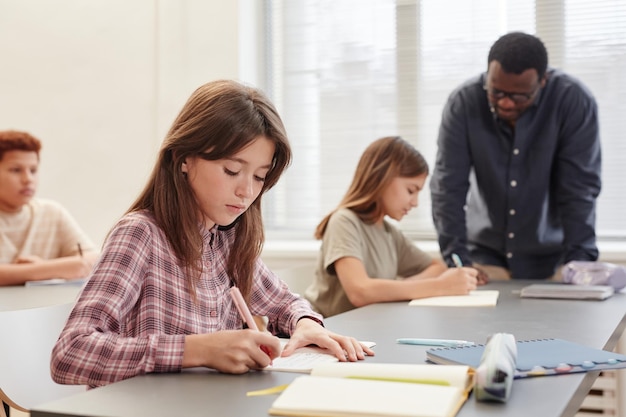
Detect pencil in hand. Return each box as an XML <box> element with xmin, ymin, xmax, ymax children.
<box><xmin>230</xmin><ymin>286</ymin><xmax>273</xmax><ymax>360</ymax></box>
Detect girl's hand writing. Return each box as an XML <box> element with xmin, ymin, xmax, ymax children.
<box><xmin>437</xmin><ymin>267</ymin><xmax>478</xmax><ymax>294</ymax></box>
<box><xmin>183</xmin><ymin>330</ymin><xmax>281</xmax><ymax>373</ymax></box>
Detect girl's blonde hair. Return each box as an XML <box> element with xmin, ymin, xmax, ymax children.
<box><xmin>314</xmin><ymin>136</ymin><xmax>427</xmax><ymax>239</ymax></box>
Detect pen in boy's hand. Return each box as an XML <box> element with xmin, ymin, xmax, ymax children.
<box><xmin>77</xmin><ymin>243</ymin><xmax>84</xmax><ymax>258</ymax></box>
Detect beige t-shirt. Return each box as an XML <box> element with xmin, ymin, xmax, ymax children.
<box><xmin>304</xmin><ymin>208</ymin><xmax>433</xmax><ymax>317</ymax></box>
<box><xmin>0</xmin><ymin>198</ymin><xmax>95</xmax><ymax>263</ymax></box>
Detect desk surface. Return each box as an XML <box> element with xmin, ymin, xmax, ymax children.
<box><xmin>31</xmin><ymin>280</ymin><xmax>626</xmax><ymax>417</ymax></box>
<box><xmin>0</xmin><ymin>284</ymin><xmax>82</xmax><ymax>311</ymax></box>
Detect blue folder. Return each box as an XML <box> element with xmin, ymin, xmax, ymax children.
<box><xmin>426</xmin><ymin>338</ymin><xmax>626</xmax><ymax>378</ymax></box>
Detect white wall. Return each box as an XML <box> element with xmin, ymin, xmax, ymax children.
<box><xmin>0</xmin><ymin>0</ymin><xmax>253</xmax><ymax>246</ymax></box>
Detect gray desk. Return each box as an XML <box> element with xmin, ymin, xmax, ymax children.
<box><xmin>0</xmin><ymin>284</ymin><xmax>83</xmax><ymax>311</ymax></box>
<box><xmin>31</xmin><ymin>281</ymin><xmax>626</xmax><ymax>417</ymax></box>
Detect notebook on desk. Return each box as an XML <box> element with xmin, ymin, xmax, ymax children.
<box><xmin>409</xmin><ymin>290</ymin><xmax>499</xmax><ymax>307</ymax></box>
<box><xmin>427</xmin><ymin>338</ymin><xmax>626</xmax><ymax>378</ymax></box>
<box><xmin>269</xmin><ymin>363</ymin><xmax>473</xmax><ymax>417</ymax></box>
<box><xmin>520</xmin><ymin>284</ymin><xmax>614</xmax><ymax>300</ymax></box>
<box><xmin>25</xmin><ymin>278</ymin><xmax>87</xmax><ymax>287</ymax></box>
<box><xmin>268</xmin><ymin>339</ymin><xmax>376</xmax><ymax>373</ymax></box>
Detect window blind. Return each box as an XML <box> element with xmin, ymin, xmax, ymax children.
<box><xmin>262</xmin><ymin>0</ymin><xmax>626</xmax><ymax>242</ymax></box>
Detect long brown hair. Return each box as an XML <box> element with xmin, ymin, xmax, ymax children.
<box><xmin>129</xmin><ymin>80</ymin><xmax>291</xmax><ymax>299</ymax></box>
<box><xmin>314</xmin><ymin>136</ymin><xmax>427</xmax><ymax>239</ymax></box>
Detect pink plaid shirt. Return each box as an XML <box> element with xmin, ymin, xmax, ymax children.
<box><xmin>51</xmin><ymin>210</ymin><xmax>321</xmax><ymax>387</ymax></box>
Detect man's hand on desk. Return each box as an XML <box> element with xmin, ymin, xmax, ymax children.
<box><xmin>475</xmin><ymin>267</ymin><xmax>489</xmax><ymax>285</ymax></box>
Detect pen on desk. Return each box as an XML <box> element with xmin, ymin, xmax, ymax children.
<box><xmin>396</xmin><ymin>338</ymin><xmax>475</xmax><ymax>348</ymax></box>
<box><xmin>229</xmin><ymin>286</ymin><xmax>273</xmax><ymax>360</ymax></box>
<box><xmin>77</xmin><ymin>243</ymin><xmax>84</xmax><ymax>258</ymax></box>
<box><xmin>451</xmin><ymin>253</ymin><xmax>463</xmax><ymax>268</ymax></box>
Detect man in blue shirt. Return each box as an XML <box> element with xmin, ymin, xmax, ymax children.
<box><xmin>430</xmin><ymin>32</ymin><xmax>601</xmax><ymax>280</ymax></box>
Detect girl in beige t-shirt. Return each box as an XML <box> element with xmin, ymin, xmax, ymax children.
<box><xmin>305</xmin><ymin>136</ymin><xmax>482</xmax><ymax>317</ymax></box>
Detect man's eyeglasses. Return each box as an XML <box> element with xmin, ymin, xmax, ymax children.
<box><xmin>483</xmin><ymin>84</ymin><xmax>540</xmax><ymax>104</ymax></box>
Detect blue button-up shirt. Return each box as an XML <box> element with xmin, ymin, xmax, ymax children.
<box><xmin>430</xmin><ymin>69</ymin><xmax>601</xmax><ymax>279</ymax></box>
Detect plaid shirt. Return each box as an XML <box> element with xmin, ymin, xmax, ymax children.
<box><xmin>51</xmin><ymin>210</ymin><xmax>321</xmax><ymax>387</ymax></box>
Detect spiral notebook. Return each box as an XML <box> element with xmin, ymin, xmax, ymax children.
<box><xmin>426</xmin><ymin>338</ymin><xmax>626</xmax><ymax>378</ymax></box>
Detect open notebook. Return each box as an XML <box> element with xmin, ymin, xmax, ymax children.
<box><xmin>409</xmin><ymin>290</ymin><xmax>499</xmax><ymax>307</ymax></box>
<box><xmin>269</xmin><ymin>362</ymin><xmax>473</xmax><ymax>417</ymax></box>
<box><xmin>268</xmin><ymin>339</ymin><xmax>376</xmax><ymax>373</ymax></box>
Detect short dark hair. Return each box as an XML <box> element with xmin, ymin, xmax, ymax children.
<box><xmin>0</xmin><ymin>130</ymin><xmax>42</xmax><ymax>162</ymax></box>
<box><xmin>488</xmin><ymin>32</ymin><xmax>548</xmax><ymax>79</ymax></box>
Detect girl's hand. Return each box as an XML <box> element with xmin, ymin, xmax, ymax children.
<box><xmin>437</xmin><ymin>267</ymin><xmax>478</xmax><ymax>294</ymax></box>
<box><xmin>183</xmin><ymin>330</ymin><xmax>281</xmax><ymax>373</ymax></box>
<box><xmin>281</xmin><ymin>318</ymin><xmax>375</xmax><ymax>362</ymax></box>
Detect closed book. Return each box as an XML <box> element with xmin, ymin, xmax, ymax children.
<box><xmin>269</xmin><ymin>362</ymin><xmax>473</xmax><ymax>417</ymax></box>
<box><xmin>520</xmin><ymin>284</ymin><xmax>614</xmax><ymax>300</ymax></box>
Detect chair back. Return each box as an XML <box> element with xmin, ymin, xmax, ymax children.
<box><xmin>0</xmin><ymin>302</ymin><xmax>85</xmax><ymax>413</ymax></box>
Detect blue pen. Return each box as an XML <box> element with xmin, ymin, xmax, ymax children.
<box><xmin>451</xmin><ymin>253</ymin><xmax>463</xmax><ymax>268</ymax></box>
<box><xmin>396</xmin><ymin>338</ymin><xmax>475</xmax><ymax>348</ymax></box>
